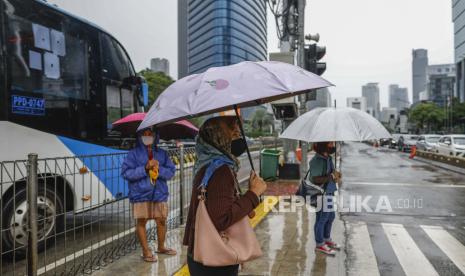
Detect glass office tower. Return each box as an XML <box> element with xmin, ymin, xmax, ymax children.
<box><xmin>187</xmin><ymin>0</ymin><xmax>267</xmax><ymax>74</ymax></box>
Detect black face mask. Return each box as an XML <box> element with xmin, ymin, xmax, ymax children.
<box><xmin>328</xmin><ymin>146</ymin><xmax>336</xmax><ymax>154</ymax></box>
<box><xmin>231</xmin><ymin>138</ymin><xmax>247</xmax><ymax>157</ymax></box>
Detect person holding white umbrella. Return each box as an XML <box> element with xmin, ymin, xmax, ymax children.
<box><xmin>308</xmin><ymin>141</ymin><xmax>342</xmax><ymax>255</ymax></box>
<box><xmin>281</xmin><ymin>106</ymin><xmax>391</xmax><ymax>256</ymax></box>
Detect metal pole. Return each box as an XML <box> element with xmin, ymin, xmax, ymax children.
<box><xmin>334</xmin><ymin>100</ymin><xmax>338</xmax><ymax>170</ymax></box>
<box><xmin>27</xmin><ymin>153</ymin><xmax>38</xmax><ymax>276</ymax></box>
<box><xmin>298</xmin><ymin>0</ymin><xmax>308</xmax><ymax>178</ymax></box>
<box><xmin>179</xmin><ymin>145</ymin><xmax>185</xmax><ymax>225</ymax></box>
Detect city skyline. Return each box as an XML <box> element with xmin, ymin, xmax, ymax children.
<box><xmin>48</xmin><ymin>0</ymin><xmax>454</xmax><ymax>108</ymax></box>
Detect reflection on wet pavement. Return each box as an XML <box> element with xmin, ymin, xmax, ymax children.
<box><xmin>241</xmin><ymin>206</ymin><xmax>346</xmax><ymax>276</ymax></box>
<box><xmin>92</xmin><ymin>229</ymin><xmax>186</xmax><ymax>276</ymax></box>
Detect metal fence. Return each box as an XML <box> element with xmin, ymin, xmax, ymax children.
<box><xmin>0</xmin><ymin>146</ymin><xmax>196</xmax><ymax>276</ymax></box>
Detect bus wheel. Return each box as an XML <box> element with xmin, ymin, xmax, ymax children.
<box><xmin>2</xmin><ymin>185</ymin><xmax>64</xmax><ymax>258</ymax></box>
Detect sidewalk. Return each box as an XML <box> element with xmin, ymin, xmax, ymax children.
<box><xmin>93</xmin><ymin>181</ymin><xmax>347</xmax><ymax>276</ymax></box>
<box><xmin>238</xmin><ymin>180</ymin><xmax>346</xmax><ymax>276</ymax></box>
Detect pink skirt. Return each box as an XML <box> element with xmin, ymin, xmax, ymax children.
<box><xmin>132</xmin><ymin>202</ymin><xmax>168</xmax><ymax>219</ymax></box>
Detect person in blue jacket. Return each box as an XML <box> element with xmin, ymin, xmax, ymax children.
<box><xmin>121</xmin><ymin>128</ymin><xmax>176</xmax><ymax>262</ymax></box>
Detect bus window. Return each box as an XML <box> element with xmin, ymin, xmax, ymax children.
<box><xmin>101</xmin><ymin>33</ymin><xmax>134</xmax><ymax>81</ymax></box>
<box><xmin>121</xmin><ymin>88</ymin><xmax>135</xmax><ymax>117</ymax></box>
<box><xmin>106</xmin><ymin>85</ymin><xmax>121</xmax><ymax>127</ymax></box>
<box><xmin>5</xmin><ymin>6</ymin><xmax>89</xmax><ymax>100</ymax></box>
<box><xmin>3</xmin><ymin>0</ymin><xmax>108</xmax><ymax>141</ymax></box>
<box><xmin>100</xmin><ymin>33</ymin><xmax>137</xmax><ymax>131</ymax></box>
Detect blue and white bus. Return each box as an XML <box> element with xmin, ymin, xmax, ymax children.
<box><xmin>0</xmin><ymin>0</ymin><xmax>147</xmax><ymax>253</ymax></box>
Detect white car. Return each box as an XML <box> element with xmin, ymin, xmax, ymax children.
<box><xmin>416</xmin><ymin>135</ymin><xmax>441</xmax><ymax>151</ymax></box>
<box><xmin>436</xmin><ymin>135</ymin><xmax>465</xmax><ymax>157</ymax></box>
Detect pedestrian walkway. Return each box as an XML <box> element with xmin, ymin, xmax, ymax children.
<box><xmin>91</xmin><ymin>180</ymin><xmax>349</xmax><ymax>276</ymax></box>
<box><xmin>345</xmin><ymin>221</ymin><xmax>465</xmax><ymax>276</ymax></box>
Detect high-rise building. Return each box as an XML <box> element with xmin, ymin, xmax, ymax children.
<box><xmin>426</xmin><ymin>64</ymin><xmax>456</xmax><ymax>107</ymax></box>
<box><xmin>412</xmin><ymin>49</ymin><xmax>429</xmax><ymax>104</ymax></box>
<box><xmin>388</xmin><ymin>84</ymin><xmax>409</xmax><ymax>112</ymax></box>
<box><xmin>150</xmin><ymin>58</ymin><xmax>170</xmax><ymax>76</ymax></box>
<box><xmin>381</xmin><ymin>107</ymin><xmax>398</xmax><ymax>124</ymax></box>
<box><xmin>347</xmin><ymin>97</ymin><xmax>367</xmax><ymax>112</ymax></box>
<box><xmin>306</xmin><ymin>88</ymin><xmax>332</xmax><ymax>110</ymax></box>
<box><xmin>186</xmin><ymin>0</ymin><xmax>267</xmax><ymax>74</ymax></box>
<box><xmin>362</xmin><ymin>83</ymin><xmax>380</xmax><ymax>119</ymax></box>
<box><xmin>178</xmin><ymin>0</ymin><xmax>189</xmax><ymax>79</ymax></box>
<box><xmin>453</xmin><ymin>0</ymin><xmax>465</xmax><ymax>102</ymax></box>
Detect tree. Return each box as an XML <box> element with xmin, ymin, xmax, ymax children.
<box><xmin>451</xmin><ymin>98</ymin><xmax>465</xmax><ymax>133</ymax></box>
<box><xmin>252</xmin><ymin>109</ymin><xmax>266</xmax><ymax>132</ymax></box>
<box><xmin>250</xmin><ymin>108</ymin><xmax>274</xmax><ymax>136</ymax></box>
<box><xmin>409</xmin><ymin>102</ymin><xmax>445</xmax><ymax>132</ymax></box>
<box><xmin>138</xmin><ymin>69</ymin><xmax>174</xmax><ymax>106</ymax></box>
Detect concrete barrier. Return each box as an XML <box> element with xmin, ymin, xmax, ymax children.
<box><xmin>416</xmin><ymin>150</ymin><xmax>465</xmax><ymax>169</ymax></box>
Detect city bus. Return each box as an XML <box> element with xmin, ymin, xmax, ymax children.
<box><xmin>0</xmin><ymin>0</ymin><xmax>147</xmax><ymax>254</ymax></box>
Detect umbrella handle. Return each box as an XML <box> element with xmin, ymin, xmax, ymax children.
<box><xmin>234</xmin><ymin>105</ymin><xmax>255</xmax><ymax>172</ymax></box>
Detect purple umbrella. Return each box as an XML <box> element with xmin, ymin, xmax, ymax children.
<box><xmin>139</xmin><ymin>61</ymin><xmax>333</xmax><ymax>169</ymax></box>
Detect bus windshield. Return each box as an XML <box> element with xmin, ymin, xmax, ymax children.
<box><xmin>2</xmin><ymin>0</ymin><xmax>142</xmax><ymax>145</ymax></box>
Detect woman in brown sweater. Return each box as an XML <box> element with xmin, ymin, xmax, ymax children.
<box><xmin>183</xmin><ymin>116</ymin><xmax>267</xmax><ymax>276</ymax></box>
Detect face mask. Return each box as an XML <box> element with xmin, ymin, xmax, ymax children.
<box><xmin>142</xmin><ymin>136</ymin><xmax>154</xmax><ymax>146</ymax></box>
<box><xmin>328</xmin><ymin>146</ymin><xmax>336</xmax><ymax>154</ymax></box>
<box><xmin>231</xmin><ymin>138</ymin><xmax>247</xmax><ymax>157</ymax></box>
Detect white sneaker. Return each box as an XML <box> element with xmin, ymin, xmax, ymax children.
<box><xmin>325</xmin><ymin>240</ymin><xmax>341</xmax><ymax>250</ymax></box>
<box><xmin>315</xmin><ymin>244</ymin><xmax>336</xmax><ymax>256</ymax></box>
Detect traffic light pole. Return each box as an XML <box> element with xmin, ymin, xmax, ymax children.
<box><xmin>297</xmin><ymin>0</ymin><xmax>309</xmax><ymax>177</ymax></box>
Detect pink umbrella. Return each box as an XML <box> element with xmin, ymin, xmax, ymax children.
<box><xmin>112</xmin><ymin>113</ymin><xmax>198</xmax><ymax>140</ymax></box>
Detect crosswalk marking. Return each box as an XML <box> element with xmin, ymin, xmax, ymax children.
<box><xmin>421</xmin><ymin>225</ymin><xmax>465</xmax><ymax>274</ymax></box>
<box><xmin>347</xmin><ymin>221</ymin><xmax>380</xmax><ymax>276</ymax></box>
<box><xmin>382</xmin><ymin>223</ymin><xmax>439</xmax><ymax>276</ymax></box>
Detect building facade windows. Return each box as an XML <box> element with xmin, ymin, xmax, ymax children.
<box><xmin>187</xmin><ymin>0</ymin><xmax>267</xmax><ymax>75</ymax></box>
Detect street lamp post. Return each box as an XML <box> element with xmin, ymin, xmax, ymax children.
<box><xmin>297</xmin><ymin>0</ymin><xmax>308</xmax><ymax>176</ymax></box>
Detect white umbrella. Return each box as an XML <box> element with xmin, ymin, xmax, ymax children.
<box><xmin>280</xmin><ymin>107</ymin><xmax>391</xmax><ymax>170</ymax></box>
<box><xmin>280</xmin><ymin>107</ymin><xmax>392</xmax><ymax>142</ymax></box>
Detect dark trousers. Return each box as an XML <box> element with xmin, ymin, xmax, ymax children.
<box><xmin>187</xmin><ymin>255</ymin><xmax>239</xmax><ymax>276</ymax></box>
<box><xmin>314</xmin><ymin>194</ymin><xmax>336</xmax><ymax>246</ymax></box>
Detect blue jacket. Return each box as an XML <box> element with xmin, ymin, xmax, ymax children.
<box><xmin>121</xmin><ymin>134</ymin><xmax>176</xmax><ymax>203</ymax></box>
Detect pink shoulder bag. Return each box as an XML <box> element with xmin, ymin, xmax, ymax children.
<box><xmin>193</xmin><ymin>172</ymin><xmax>262</xmax><ymax>266</ymax></box>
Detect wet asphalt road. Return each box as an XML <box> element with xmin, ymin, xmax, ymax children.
<box><xmin>341</xmin><ymin>142</ymin><xmax>465</xmax><ymax>276</ymax></box>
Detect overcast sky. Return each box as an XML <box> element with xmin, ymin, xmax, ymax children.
<box><xmin>48</xmin><ymin>0</ymin><xmax>453</xmax><ymax>108</ymax></box>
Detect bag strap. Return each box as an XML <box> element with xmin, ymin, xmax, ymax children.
<box><xmin>196</xmin><ymin>166</ymin><xmax>241</xmax><ymax>199</ymax></box>
<box><xmin>303</xmin><ymin>167</ymin><xmax>311</xmax><ymax>181</ymax></box>
<box><xmin>229</xmin><ymin>168</ymin><xmax>242</xmax><ymax>197</ymax></box>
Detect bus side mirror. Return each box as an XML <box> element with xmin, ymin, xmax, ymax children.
<box><xmin>142</xmin><ymin>83</ymin><xmax>149</xmax><ymax>106</ymax></box>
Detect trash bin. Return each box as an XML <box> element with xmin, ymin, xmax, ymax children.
<box><xmin>260</xmin><ymin>149</ymin><xmax>280</xmax><ymax>180</ymax></box>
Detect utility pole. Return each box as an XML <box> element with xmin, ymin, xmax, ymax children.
<box><xmin>297</xmin><ymin>0</ymin><xmax>308</xmax><ymax>176</ymax></box>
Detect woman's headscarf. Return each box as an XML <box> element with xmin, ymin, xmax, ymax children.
<box><xmin>193</xmin><ymin>117</ymin><xmax>240</xmax><ymax>177</ymax></box>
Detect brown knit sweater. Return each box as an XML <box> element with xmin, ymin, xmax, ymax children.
<box><xmin>182</xmin><ymin>165</ymin><xmax>260</xmax><ymax>255</ymax></box>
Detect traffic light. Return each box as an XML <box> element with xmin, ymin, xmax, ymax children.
<box><xmin>305</xmin><ymin>43</ymin><xmax>326</xmax><ymax>76</ymax></box>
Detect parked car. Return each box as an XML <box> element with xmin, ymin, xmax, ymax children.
<box><xmin>380</xmin><ymin>138</ymin><xmax>391</xmax><ymax>147</ymax></box>
<box><xmin>398</xmin><ymin>135</ymin><xmax>419</xmax><ymax>152</ymax></box>
<box><xmin>390</xmin><ymin>134</ymin><xmax>402</xmax><ymax>149</ymax></box>
<box><xmin>435</xmin><ymin>135</ymin><xmax>465</xmax><ymax>157</ymax></box>
<box><xmin>416</xmin><ymin>135</ymin><xmax>441</xmax><ymax>151</ymax></box>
